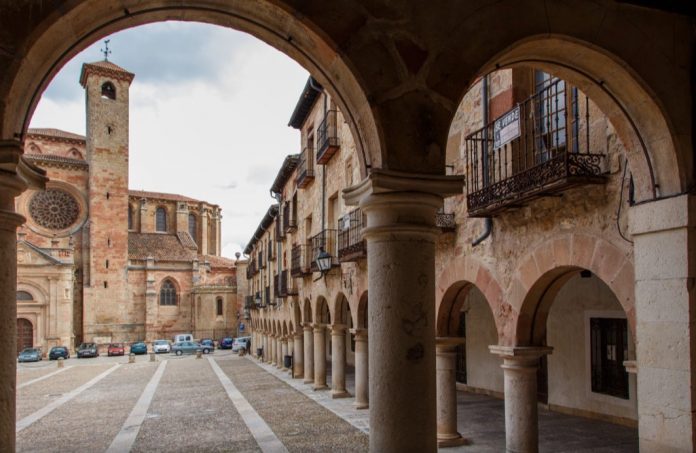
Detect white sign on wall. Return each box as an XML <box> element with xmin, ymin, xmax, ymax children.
<box><xmin>493</xmin><ymin>105</ymin><xmax>521</xmax><ymax>149</ymax></box>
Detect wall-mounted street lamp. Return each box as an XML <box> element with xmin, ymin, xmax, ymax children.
<box><xmin>314</xmin><ymin>247</ymin><xmax>333</xmax><ymax>281</ymax></box>
<box><xmin>255</xmin><ymin>293</ymin><xmax>264</xmax><ymax>309</ymax></box>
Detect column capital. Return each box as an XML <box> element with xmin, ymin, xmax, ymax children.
<box><xmin>303</xmin><ymin>324</ymin><xmax>313</xmax><ymax>332</ymax></box>
<box><xmin>312</xmin><ymin>323</ymin><xmax>327</xmax><ymax>332</ymax></box>
<box><xmin>350</xmin><ymin>328</ymin><xmax>368</xmax><ymax>340</ymax></box>
<box><xmin>330</xmin><ymin>324</ymin><xmax>348</xmax><ymax>335</ymax></box>
<box><xmin>436</xmin><ymin>336</ymin><xmax>465</xmax><ymax>353</ymax></box>
<box><xmin>0</xmin><ymin>139</ymin><xmax>47</xmax><ymax>202</ymax></box>
<box><xmin>343</xmin><ymin>170</ymin><xmax>464</xmax><ymax>240</ymax></box>
<box><xmin>489</xmin><ymin>345</ymin><xmax>553</xmax><ymax>366</ymax></box>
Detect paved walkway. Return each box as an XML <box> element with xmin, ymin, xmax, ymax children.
<box><xmin>15</xmin><ymin>352</ymin><xmax>638</xmax><ymax>452</ymax></box>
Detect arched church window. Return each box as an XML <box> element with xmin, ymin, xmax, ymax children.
<box><xmin>16</xmin><ymin>291</ymin><xmax>33</xmax><ymax>301</ymax></box>
<box><xmin>160</xmin><ymin>279</ymin><xmax>177</xmax><ymax>306</ymax></box>
<box><xmin>156</xmin><ymin>207</ymin><xmax>167</xmax><ymax>232</ymax></box>
<box><xmin>101</xmin><ymin>82</ymin><xmax>116</xmax><ymax>100</ymax></box>
<box><xmin>216</xmin><ymin>297</ymin><xmax>223</xmax><ymax>316</ymax></box>
<box><xmin>188</xmin><ymin>214</ymin><xmax>197</xmax><ymax>240</ymax></box>
<box><xmin>128</xmin><ymin>205</ymin><xmax>133</xmax><ymax>230</ymax></box>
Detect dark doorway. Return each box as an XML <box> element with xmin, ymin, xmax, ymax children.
<box><xmin>455</xmin><ymin>311</ymin><xmax>467</xmax><ymax>383</ymax></box>
<box><xmin>17</xmin><ymin>318</ymin><xmax>33</xmax><ymax>354</ymax></box>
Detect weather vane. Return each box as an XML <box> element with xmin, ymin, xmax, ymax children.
<box><xmin>101</xmin><ymin>39</ymin><xmax>111</xmax><ymax>61</ymax></box>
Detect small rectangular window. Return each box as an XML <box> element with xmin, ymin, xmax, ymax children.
<box><xmin>103</xmin><ymin>281</ymin><xmax>108</xmax><ymax>289</ymax></box>
<box><xmin>590</xmin><ymin>317</ymin><xmax>629</xmax><ymax>399</ymax></box>
<box><xmin>216</xmin><ymin>298</ymin><xmax>223</xmax><ymax>316</ymax></box>
<box><xmin>105</xmin><ymin>260</ymin><xmax>109</xmax><ymax>269</ymax></box>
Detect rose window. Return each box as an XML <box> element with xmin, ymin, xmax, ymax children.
<box><xmin>29</xmin><ymin>189</ymin><xmax>79</xmax><ymax>230</ymax></box>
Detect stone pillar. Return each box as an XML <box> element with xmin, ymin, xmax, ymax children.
<box><xmin>0</xmin><ymin>140</ymin><xmax>47</xmax><ymax>451</ymax></box>
<box><xmin>436</xmin><ymin>337</ymin><xmax>468</xmax><ymax>447</ymax></box>
<box><xmin>331</xmin><ymin>325</ymin><xmax>350</xmax><ymax>398</ymax></box>
<box><xmin>630</xmin><ymin>194</ymin><xmax>696</xmax><ymax>451</ymax></box>
<box><xmin>344</xmin><ymin>170</ymin><xmax>462</xmax><ymax>453</ymax></box>
<box><xmin>303</xmin><ymin>324</ymin><xmax>314</xmax><ymax>384</ymax></box>
<box><xmin>269</xmin><ymin>335</ymin><xmax>276</xmax><ymax>365</ymax></box>
<box><xmin>313</xmin><ymin>324</ymin><xmax>328</xmax><ymax>390</ymax></box>
<box><xmin>276</xmin><ymin>335</ymin><xmax>284</xmax><ymax>368</ymax></box>
<box><xmin>490</xmin><ymin>346</ymin><xmax>552</xmax><ymax>453</ymax></box>
<box><xmin>293</xmin><ymin>332</ymin><xmax>304</xmax><ymax>378</ymax></box>
<box><xmin>281</xmin><ymin>337</ymin><xmax>288</xmax><ymax>370</ymax></box>
<box><xmin>352</xmin><ymin>328</ymin><xmax>369</xmax><ymax>409</ymax></box>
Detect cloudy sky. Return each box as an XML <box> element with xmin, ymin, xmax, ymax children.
<box><xmin>29</xmin><ymin>21</ymin><xmax>309</xmax><ymax>258</ymax></box>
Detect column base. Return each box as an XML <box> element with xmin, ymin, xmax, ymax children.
<box><xmin>294</xmin><ymin>372</ymin><xmax>304</xmax><ymax>379</ymax></box>
<box><xmin>353</xmin><ymin>401</ymin><xmax>369</xmax><ymax>410</ymax></box>
<box><xmin>331</xmin><ymin>390</ymin><xmax>351</xmax><ymax>399</ymax></box>
<box><xmin>313</xmin><ymin>384</ymin><xmax>329</xmax><ymax>391</ymax></box>
<box><xmin>304</xmin><ymin>378</ymin><xmax>313</xmax><ymax>384</ymax></box>
<box><xmin>437</xmin><ymin>433</ymin><xmax>470</xmax><ymax>448</ymax></box>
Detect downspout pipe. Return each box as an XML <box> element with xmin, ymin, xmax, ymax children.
<box><xmin>473</xmin><ymin>74</ymin><xmax>492</xmax><ymax>247</ymax></box>
<box><xmin>271</xmin><ymin>191</ymin><xmax>282</xmax><ymax>307</ymax></box>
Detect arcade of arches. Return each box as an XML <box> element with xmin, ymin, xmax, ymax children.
<box><xmin>1</xmin><ymin>2</ymin><xmax>694</xmax><ymax>452</ymax></box>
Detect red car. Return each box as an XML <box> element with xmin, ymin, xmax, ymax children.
<box><xmin>107</xmin><ymin>343</ymin><xmax>125</xmax><ymax>356</ymax></box>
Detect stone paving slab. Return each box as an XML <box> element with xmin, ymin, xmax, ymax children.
<box><xmin>17</xmin><ymin>361</ymin><xmax>67</xmax><ymax>385</ymax></box>
<box><xmin>217</xmin><ymin>356</ymin><xmax>368</xmax><ymax>453</ymax></box>
<box><xmin>17</xmin><ymin>362</ymin><xmax>156</xmax><ymax>452</ymax></box>
<box><xmin>131</xmin><ymin>355</ymin><xmax>260</xmax><ymax>453</ymax></box>
<box><xmin>16</xmin><ymin>363</ymin><xmax>114</xmax><ymax>420</ymax></box>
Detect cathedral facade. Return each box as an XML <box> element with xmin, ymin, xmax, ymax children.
<box><xmin>15</xmin><ymin>59</ymin><xmax>240</xmax><ymax>354</ymax></box>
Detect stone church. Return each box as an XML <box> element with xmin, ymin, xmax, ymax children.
<box><xmin>14</xmin><ymin>59</ymin><xmax>240</xmax><ymax>353</ymax></box>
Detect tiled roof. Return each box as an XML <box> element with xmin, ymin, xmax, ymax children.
<box><xmin>128</xmin><ymin>233</ymin><xmax>197</xmax><ymax>261</ymax></box>
<box><xmin>128</xmin><ymin>190</ymin><xmax>203</xmax><ymax>204</ymax></box>
<box><xmin>80</xmin><ymin>60</ymin><xmax>135</xmax><ymax>86</ymax></box>
<box><xmin>24</xmin><ymin>153</ymin><xmax>89</xmax><ymax>169</ymax></box>
<box><xmin>27</xmin><ymin>128</ymin><xmax>86</xmax><ymax>142</ymax></box>
<box><xmin>288</xmin><ymin>77</ymin><xmax>323</xmax><ymax>129</ymax></box>
<box><xmin>270</xmin><ymin>154</ymin><xmax>299</xmax><ymax>195</ymax></box>
<box><xmin>200</xmin><ymin>255</ymin><xmax>237</xmax><ymax>268</ymax></box>
<box><xmin>177</xmin><ymin>231</ymin><xmax>198</xmax><ymax>250</ymax></box>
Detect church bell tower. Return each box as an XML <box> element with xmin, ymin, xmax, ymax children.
<box><xmin>79</xmin><ymin>52</ymin><xmax>135</xmax><ymax>343</ymax></box>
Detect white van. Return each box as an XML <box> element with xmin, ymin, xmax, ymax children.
<box><xmin>172</xmin><ymin>333</ymin><xmax>193</xmax><ymax>343</ymax></box>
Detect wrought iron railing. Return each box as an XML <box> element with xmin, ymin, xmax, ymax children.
<box><xmin>282</xmin><ymin>269</ymin><xmax>297</xmax><ymax>295</ymax></box>
<box><xmin>464</xmin><ymin>78</ymin><xmax>605</xmax><ymax>216</ymax></box>
<box><xmin>246</xmin><ymin>260</ymin><xmax>258</xmax><ymax>279</ymax></box>
<box><xmin>283</xmin><ymin>201</ymin><xmax>297</xmax><ymax>232</ymax></box>
<box><xmin>291</xmin><ymin>244</ymin><xmax>311</xmax><ymax>277</ymax></box>
<box><xmin>338</xmin><ymin>208</ymin><xmax>366</xmax><ymax>262</ymax></box>
<box><xmin>254</xmin><ymin>291</ymin><xmax>261</xmax><ymax>307</ymax></box>
<box><xmin>435</xmin><ymin>208</ymin><xmax>456</xmax><ymax>232</ymax></box>
<box><xmin>296</xmin><ymin>144</ymin><xmax>315</xmax><ymax>188</ymax></box>
<box><xmin>310</xmin><ymin>229</ymin><xmax>339</xmax><ymax>272</ymax></box>
<box><xmin>317</xmin><ymin>110</ymin><xmax>340</xmax><ymax>164</ymax></box>
<box><xmin>244</xmin><ymin>295</ymin><xmax>255</xmax><ymax>310</ymax></box>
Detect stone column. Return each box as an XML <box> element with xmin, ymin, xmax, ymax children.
<box><xmin>0</xmin><ymin>140</ymin><xmax>47</xmax><ymax>451</ymax></box>
<box><xmin>490</xmin><ymin>346</ymin><xmax>552</xmax><ymax>453</ymax></box>
<box><xmin>303</xmin><ymin>324</ymin><xmax>314</xmax><ymax>384</ymax></box>
<box><xmin>293</xmin><ymin>332</ymin><xmax>304</xmax><ymax>378</ymax></box>
<box><xmin>281</xmin><ymin>337</ymin><xmax>288</xmax><ymax>370</ymax></box>
<box><xmin>352</xmin><ymin>328</ymin><xmax>369</xmax><ymax>409</ymax></box>
<box><xmin>331</xmin><ymin>325</ymin><xmax>350</xmax><ymax>398</ymax></box>
<box><xmin>436</xmin><ymin>337</ymin><xmax>468</xmax><ymax>447</ymax></box>
<box><xmin>269</xmin><ymin>335</ymin><xmax>276</xmax><ymax>365</ymax></box>
<box><xmin>344</xmin><ymin>170</ymin><xmax>463</xmax><ymax>453</ymax></box>
<box><xmin>276</xmin><ymin>336</ymin><xmax>283</xmax><ymax>369</ymax></box>
<box><xmin>630</xmin><ymin>194</ymin><xmax>696</xmax><ymax>451</ymax></box>
<box><xmin>313</xmin><ymin>324</ymin><xmax>328</xmax><ymax>390</ymax></box>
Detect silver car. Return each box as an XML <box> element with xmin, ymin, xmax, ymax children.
<box><xmin>152</xmin><ymin>339</ymin><xmax>171</xmax><ymax>353</ymax></box>
<box><xmin>171</xmin><ymin>341</ymin><xmax>212</xmax><ymax>356</ymax></box>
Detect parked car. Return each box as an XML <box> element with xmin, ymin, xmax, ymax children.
<box><xmin>76</xmin><ymin>343</ymin><xmax>98</xmax><ymax>358</ymax></box>
<box><xmin>129</xmin><ymin>342</ymin><xmax>148</xmax><ymax>355</ymax></box>
<box><xmin>153</xmin><ymin>339</ymin><xmax>171</xmax><ymax>353</ymax></box>
<box><xmin>18</xmin><ymin>348</ymin><xmax>42</xmax><ymax>362</ymax></box>
<box><xmin>218</xmin><ymin>337</ymin><xmax>233</xmax><ymax>349</ymax></box>
<box><xmin>232</xmin><ymin>337</ymin><xmax>251</xmax><ymax>353</ymax></box>
<box><xmin>49</xmin><ymin>346</ymin><xmax>70</xmax><ymax>360</ymax></box>
<box><xmin>171</xmin><ymin>341</ymin><xmax>212</xmax><ymax>356</ymax></box>
<box><xmin>200</xmin><ymin>338</ymin><xmax>214</xmax><ymax>348</ymax></box>
<box><xmin>172</xmin><ymin>333</ymin><xmax>193</xmax><ymax>343</ymax></box>
<box><xmin>107</xmin><ymin>343</ymin><xmax>125</xmax><ymax>356</ymax></box>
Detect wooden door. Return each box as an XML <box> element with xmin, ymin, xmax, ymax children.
<box><xmin>17</xmin><ymin>318</ymin><xmax>33</xmax><ymax>355</ymax></box>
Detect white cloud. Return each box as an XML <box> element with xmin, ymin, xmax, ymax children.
<box><xmin>30</xmin><ymin>22</ymin><xmax>309</xmax><ymax>259</ymax></box>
